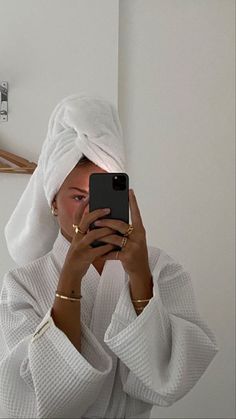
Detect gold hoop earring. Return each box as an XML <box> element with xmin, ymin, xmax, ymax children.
<box><xmin>51</xmin><ymin>206</ymin><xmax>58</xmax><ymax>216</ymax></box>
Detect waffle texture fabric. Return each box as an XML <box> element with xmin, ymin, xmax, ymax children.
<box><xmin>0</xmin><ymin>230</ymin><xmax>219</xmax><ymax>418</ymax></box>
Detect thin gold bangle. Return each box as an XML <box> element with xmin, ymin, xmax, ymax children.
<box><xmin>55</xmin><ymin>293</ymin><xmax>82</xmax><ymax>302</ymax></box>
<box><xmin>131</xmin><ymin>298</ymin><xmax>151</xmax><ymax>303</ymax></box>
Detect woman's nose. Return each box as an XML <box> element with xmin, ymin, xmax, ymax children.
<box><xmin>84</xmin><ymin>204</ymin><xmax>89</xmax><ymax>215</ymax></box>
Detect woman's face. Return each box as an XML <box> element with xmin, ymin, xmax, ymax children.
<box><xmin>52</xmin><ymin>162</ymin><xmax>107</xmax><ymax>242</ymax></box>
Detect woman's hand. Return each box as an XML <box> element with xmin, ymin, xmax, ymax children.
<box><xmin>60</xmin><ymin>197</ymin><xmax>117</xmax><ymax>284</ymax></box>
<box><xmin>92</xmin><ymin>189</ymin><xmax>152</xmax><ymax>279</ymax></box>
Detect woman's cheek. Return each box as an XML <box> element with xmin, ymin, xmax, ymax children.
<box><xmin>61</xmin><ymin>200</ymin><xmax>76</xmax><ymax>220</ymax></box>
<box><xmin>70</xmin><ymin>200</ymin><xmax>85</xmax><ymax>219</ymax></box>
<box><xmin>70</xmin><ymin>202</ymin><xmax>78</xmax><ymax>218</ymax></box>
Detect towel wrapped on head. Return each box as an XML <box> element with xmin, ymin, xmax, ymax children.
<box><xmin>4</xmin><ymin>94</ymin><xmax>126</xmax><ymax>265</ymax></box>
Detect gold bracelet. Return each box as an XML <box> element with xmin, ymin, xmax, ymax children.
<box><xmin>55</xmin><ymin>292</ymin><xmax>82</xmax><ymax>302</ymax></box>
<box><xmin>132</xmin><ymin>297</ymin><xmax>151</xmax><ymax>312</ymax></box>
<box><xmin>131</xmin><ymin>298</ymin><xmax>151</xmax><ymax>303</ymax></box>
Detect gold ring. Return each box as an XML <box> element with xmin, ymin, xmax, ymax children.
<box><xmin>124</xmin><ymin>224</ymin><xmax>134</xmax><ymax>237</ymax></box>
<box><xmin>121</xmin><ymin>236</ymin><xmax>128</xmax><ymax>249</ymax></box>
<box><xmin>72</xmin><ymin>224</ymin><xmax>86</xmax><ymax>234</ymax></box>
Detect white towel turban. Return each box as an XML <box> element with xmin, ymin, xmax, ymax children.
<box><xmin>4</xmin><ymin>94</ymin><xmax>126</xmax><ymax>266</ymax></box>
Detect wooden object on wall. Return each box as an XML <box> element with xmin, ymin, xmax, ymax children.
<box><xmin>0</xmin><ymin>149</ymin><xmax>37</xmax><ymax>174</ymax></box>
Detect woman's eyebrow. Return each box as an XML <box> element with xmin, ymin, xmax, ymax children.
<box><xmin>68</xmin><ymin>187</ymin><xmax>88</xmax><ymax>194</ymax></box>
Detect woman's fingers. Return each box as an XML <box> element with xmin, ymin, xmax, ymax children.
<box><xmin>94</xmin><ymin>244</ymin><xmax>116</xmax><ymax>258</ymax></box>
<box><xmin>83</xmin><ymin>227</ymin><xmax>116</xmax><ymax>246</ymax></box>
<box><xmin>77</xmin><ymin>208</ymin><xmax>111</xmax><ymax>235</ymax></box>
<box><xmin>85</xmin><ymin>228</ymin><xmax>117</xmax><ymax>258</ymax></box>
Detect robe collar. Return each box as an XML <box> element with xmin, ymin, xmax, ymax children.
<box><xmin>51</xmin><ymin>229</ymin><xmax>71</xmax><ymax>271</ymax></box>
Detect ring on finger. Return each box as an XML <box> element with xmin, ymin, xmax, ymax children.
<box><xmin>124</xmin><ymin>224</ymin><xmax>134</xmax><ymax>237</ymax></box>
<box><xmin>121</xmin><ymin>236</ymin><xmax>128</xmax><ymax>249</ymax></box>
<box><xmin>72</xmin><ymin>224</ymin><xmax>86</xmax><ymax>235</ymax></box>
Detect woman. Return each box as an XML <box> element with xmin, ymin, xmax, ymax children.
<box><xmin>0</xmin><ymin>94</ymin><xmax>219</xmax><ymax>419</ymax></box>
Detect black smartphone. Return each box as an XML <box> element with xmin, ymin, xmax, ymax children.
<box><xmin>89</xmin><ymin>173</ymin><xmax>129</xmax><ymax>249</ymax></box>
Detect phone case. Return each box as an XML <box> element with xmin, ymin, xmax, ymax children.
<box><xmin>89</xmin><ymin>173</ymin><xmax>129</xmax><ymax>249</ymax></box>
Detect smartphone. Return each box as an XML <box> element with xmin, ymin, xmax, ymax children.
<box><xmin>89</xmin><ymin>173</ymin><xmax>129</xmax><ymax>249</ymax></box>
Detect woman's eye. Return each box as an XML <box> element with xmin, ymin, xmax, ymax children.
<box><xmin>74</xmin><ymin>195</ymin><xmax>86</xmax><ymax>201</ymax></box>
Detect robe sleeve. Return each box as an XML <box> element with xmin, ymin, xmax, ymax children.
<box><xmin>0</xmin><ymin>271</ymin><xmax>113</xmax><ymax>419</ymax></box>
<box><xmin>104</xmin><ymin>252</ymin><xmax>219</xmax><ymax>407</ymax></box>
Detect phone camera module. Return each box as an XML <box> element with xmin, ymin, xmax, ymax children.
<box><xmin>113</xmin><ymin>174</ymin><xmax>126</xmax><ymax>191</ymax></box>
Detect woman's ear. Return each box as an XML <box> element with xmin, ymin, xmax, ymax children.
<box><xmin>51</xmin><ymin>198</ymin><xmax>58</xmax><ymax>216</ymax></box>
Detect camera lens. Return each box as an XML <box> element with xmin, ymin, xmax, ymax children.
<box><xmin>113</xmin><ymin>174</ymin><xmax>126</xmax><ymax>190</ymax></box>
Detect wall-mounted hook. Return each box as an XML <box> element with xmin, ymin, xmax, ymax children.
<box><xmin>0</xmin><ymin>82</ymin><xmax>8</xmax><ymax>122</ymax></box>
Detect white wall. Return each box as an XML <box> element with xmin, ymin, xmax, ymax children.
<box><xmin>0</xmin><ymin>1</ymin><xmax>119</xmax><ymax>417</ymax></box>
<box><xmin>0</xmin><ymin>0</ymin><xmax>119</xmax><ymax>274</ymax></box>
<box><xmin>0</xmin><ymin>1</ymin><xmax>235</xmax><ymax>418</ymax></box>
<box><xmin>118</xmin><ymin>1</ymin><xmax>235</xmax><ymax>418</ymax></box>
